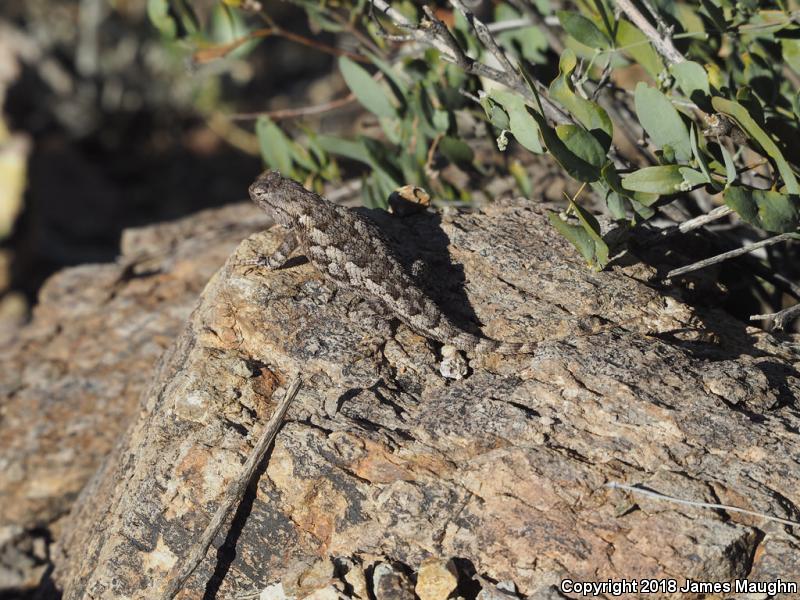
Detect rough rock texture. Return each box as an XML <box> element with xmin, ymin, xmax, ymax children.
<box><xmin>48</xmin><ymin>198</ymin><xmax>800</xmax><ymax>600</ymax></box>
<box><xmin>0</xmin><ymin>202</ymin><xmax>270</xmax><ymax>592</ymax></box>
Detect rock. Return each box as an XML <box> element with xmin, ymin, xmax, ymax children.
<box><xmin>0</xmin><ymin>202</ymin><xmax>270</xmax><ymax>594</ymax></box>
<box><xmin>525</xmin><ymin>586</ymin><xmax>568</xmax><ymax>600</ymax></box>
<box><xmin>338</xmin><ymin>556</ymin><xmax>369</xmax><ymax>600</ymax></box>
<box><xmin>261</xmin><ymin>582</ymin><xmax>290</xmax><ymax>600</ymax></box>
<box><xmin>302</xmin><ymin>585</ymin><xmax>347</xmax><ymax>600</ymax></box>
<box><xmin>0</xmin><ymin>525</ymin><xmax>48</xmax><ymax>590</ymax></box>
<box><xmin>372</xmin><ymin>563</ymin><xmax>414</xmax><ymax>600</ymax></box>
<box><xmin>37</xmin><ymin>199</ymin><xmax>800</xmax><ymax>600</ymax></box>
<box><xmin>439</xmin><ymin>346</ymin><xmax>469</xmax><ymax>380</ymax></box>
<box><xmin>283</xmin><ymin>557</ymin><xmax>335</xmax><ymax>598</ymax></box>
<box><xmin>476</xmin><ymin>579</ymin><xmax>519</xmax><ymax>600</ymax></box>
<box><xmin>415</xmin><ymin>558</ymin><xmax>458</xmax><ymax>600</ymax></box>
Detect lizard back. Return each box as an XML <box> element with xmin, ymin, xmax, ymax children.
<box><xmin>249</xmin><ymin>171</ymin><xmax>535</xmax><ymax>354</ymax></box>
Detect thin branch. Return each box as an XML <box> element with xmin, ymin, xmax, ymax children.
<box><xmin>327</xmin><ymin>9</ymin><xmax>383</xmax><ymax>55</ymax></box>
<box><xmin>193</xmin><ymin>26</ymin><xmax>370</xmax><ymax>64</ymax></box>
<box><xmin>485</xmin><ymin>17</ymin><xmax>533</xmax><ymax>34</ymax></box>
<box><xmin>227</xmin><ymin>93</ymin><xmax>357</xmax><ymax>121</ymax></box>
<box><xmin>160</xmin><ymin>378</ymin><xmax>302</xmax><ymax>600</ymax></box>
<box><xmin>370</xmin><ymin>0</ymin><xmax>413</xmax><ymax>28</ymax></box>
<box><xmin>448</xmin><ymin>0</ymin><xmax>525</xmax><ymax>89</ymax></box>
<box><xmin>750</xmin><ymin>303</ymin><xmax>800</xmax><ymax>331</ymax></box>
<box><xmin>607</xmin><ymin>482</ymin><xmax>800</xmax><ymax>528</ymax></box>
<box><xmin>261</xmin><ymin>27</ymin><xmax>370</xmax><ymax>62</ymax></box>
<box><xmin>370</xmin><ymin>0</ymin><xmax>579</xmax><ymax>129</ymax></box>
<box><xmin>660</xmin><ymin>205</ymin><xmax>734</xmax><ymax>238</ymax></box>
<box><xmin>639</xmin><ymin>0</ymin><xmax>672</xmax><ymax>36</ymax></box>
<box><xmin>326</xmin><ymin>177</ymin><xmax>363</xmax><ymax>206</ymax></box>
<box><xmin>771</xmin><ymin>270</ymin><xmax>800</xmax><ymax>299</ymax></box>
<box><xmin>613</xmin><ymin>0</ymin><xmax>685</xmax><ymax>66</ymax></box>
<box><xmin>666</xmin><ymin>233</ymin><xmax>799</xmax><ymax>279</ymax></box>
<box><xmin>420</xmin><ymin>6</ymin><xmax>473</xmax><ymax>70</ymax></box>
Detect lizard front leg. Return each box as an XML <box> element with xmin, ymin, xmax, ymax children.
<box><xmin>244</xmin><ymin>231</ymin><xmax>300</xmax><ymax>270</ymax></box>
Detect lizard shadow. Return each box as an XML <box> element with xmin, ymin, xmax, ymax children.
<box><xmin>356</xmin><ymin>205</ymin><xmax>485</xmax><ymax>338</ymax></box>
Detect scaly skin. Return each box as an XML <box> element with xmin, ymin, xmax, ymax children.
<box><xmin>248</xmin><ymin>171</ymin><xmax>535</xmax><ymax>354</ymax></box>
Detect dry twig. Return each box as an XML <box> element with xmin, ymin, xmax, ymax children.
<box><xmin>160</xmin><ymin>378</ymin><xmax>302</xmax><ymax>600</ymax></box>
<box><xmin>448</xmin><ymin>0</ymin><xmax>525</xmax><ymax>89</ymax></box>
<box><xmin>750</xmin><ymin>303</ymin><xmax>800</xmax><ymax>331</ymax></box>
<box><xmin>371</xmin><ymin>0</ymin><xmax>572</xmax><ymax>125</ymax></box>
<box><xmin>227</xmin><ymin>93</ymin><xmax>357</xmax><ymax>121</ymax></box>
<box><xmin>660</xmin><ymin>206</ymin><xmax>734</xmax><ymax>238</ymax></box>
<box><xmin>666</xmin><ymin>233</ymin><xmax>800</xmax><ymax>279</ymax></box>
<box><xmin>607</xmin><ymin>482</ymin><xmax>800</xmax><ymax>528</ymax></box>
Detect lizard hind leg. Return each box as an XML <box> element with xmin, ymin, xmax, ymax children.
<box><xmin>345</xmin><ymin>296</ymin><xmax>395</xmax><ymax>338</ymax></box>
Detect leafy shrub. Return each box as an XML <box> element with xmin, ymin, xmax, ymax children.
<box><xmin>149</xmin><ymin>0</ymin><xmax>800</xmax><ymax>317</ymax></box>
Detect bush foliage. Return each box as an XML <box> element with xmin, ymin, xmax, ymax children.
<box><xmin>149</xmin><ymin>0</ymin><xmax>800</xmax><ymax>273</ymax></box>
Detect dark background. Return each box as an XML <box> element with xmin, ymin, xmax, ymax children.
<box><xmin>0</xmin><ymin>0</ymin><xmax>355</xmax><ymax>327</ymax></box>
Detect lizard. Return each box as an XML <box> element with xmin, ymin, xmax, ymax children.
<box><xmin>247</xmin><ymin>170</ymin><xmax>536</xmax><ymax>355</ymax></box>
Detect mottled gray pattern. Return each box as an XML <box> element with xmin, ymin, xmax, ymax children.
<box><xmin>248</xmin><ymin>171</ymin><xmax>535</xmax><ymax>354</ymax></box>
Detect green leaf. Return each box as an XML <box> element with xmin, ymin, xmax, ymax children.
<box><xmin>670</xmin><ymin>61</ymin><xmax>711</xmax><ymax>104</ymax></box>
<box><xmin>572</xmin><ymin>201</ymin><xmax>609</xmax><ymax>269</ymax></box>
<box><xmin>605</xmin><ymin>189</ymin><xmax>628</xmax><ymax>220</ymax></box>
<box><xmin>621</xmin><ymin>165</ymin><xmax>705</xmax><ymax>194</ymax></box>
<box><xmin>601</xmin><ymin>162</ymin><xmax>625</xmax><ymax>194</ymax></box>
<box><xmin>735</xmin><ymin>87</ymin><xmax>764</xmax><ymax>127</ymax></box>
<box><xmin>256</xmin><ymin>117</ymin><xmax>293</xmax><ymax>174</ymax></box>
<box><xmin>316</xmin><ymin>135</ymin><xmax>371</xmax><ymax>163</ymax></box>
<box><xmin>601</xmin><ymin>164</ymin><xmax>658</xmax><ymax>207</ymax></box>
<box><xmin>792</xmin><ymin>91</ymin><xmax>800</xmax><ymax>121</ymax></box>
<box><xmin>615</xmin><ymin>19</ymin><xmax>664</xmax><ymax>79</ymax></box>
<box><xmin>724</xmin><ymin>186</ymin><xmax>800</xmax><ymax>233</ymax></box>
<box><xmin>634</xmin><ymin>83</ymin><xmax>692</xmax><ymax>162</ymax></box>
<box><xmin>510</xmin><ymin>160</ymin><xmax>533</xmax><ymax>196</ymax></box>
<box><xmin>288</xmin><ymin>142</ymin><xmax>317</xmax><ymax>171</ymax></box>
<box><xmin>431</xmin><ymin>110</ymin><xmax>451</xmax><ymax>133</ymax></box>
<box><xmin>496</xmin><ymin>4</ymin><xmax>548</xmax><ymax>64</ymax></box>
<box><xmin>689</xmin><ymin>124</ymin><xmax>714</xmax><ymax>187</ymax></box>
<box><xmin>680</xmin><ymin>166</ymin><xmax>710</xmax><ymax>188</ymax></box>
<box><xmin>439</xmin><ymin>137</ymin><xmax>474</xmax><ymax>165</ymax></box>
<box><xmin>365</xmin><ymin>52</ymin><xmax>410</xmax><ymax>101</ymax></box>
<box><xmin>782</xmin><ymin>39</ymin><xmax>800</xmax><ymax>74</ymax></box>
<box><xmin>147</xmin><ymin>0</ymin><xmax>177</xmax><ymax>38</ymax></box>
<box><xmin>549</xmin><ymin>49</ymin><xmax>613</xmax><ymax>150</ymax></box>
<box><xmin>489</xmin><ymin>91</ymin><xmax>543</xmax><ymax>153</ymax></box>
<box><xmin>720</xmin><ymin>145</ymin><xmax>737</xmax><ymax>186</ymax></box>
<box><xmin>174</xmin><ymin>0</ymin><xmax>199</xmax><ymax>34</ymax></box>
<box><xmin>317</xmin><ymin>135</ymin><xmax>402</xmax><ymax>198</ymax></box>
<box><xmin>712</xmin><ymin>97</ymin><xmax>800</xmax><ymax>194</ymax></box>
<box><xmin>339</xmin><ymin>56</ymin><xmax>397</xmax><ymax>118</ymax></box>
<box><xmin>530</xmin><ymin>109</ymin><xmax>600</xmax><ymax>182</ymax></box>
<box><xmin>556</xmin><ymin>125</ymin><xmax>606</xmax><ymax>168</ymax></box>
<box><xmin>548</xmin><ymin>206</ymin><xmax>609</xmax><ymax>271</ymax></box>
<box><xmin>488</xmin><ymin>104</ymin><xmax>511</xmax><ymax>131</ymax></box>
<box><xmin>700</xmin><ymin>0</ymin><xmax>727</xmax><ymax>32</ymax></box>
<box><xmin>362</xmin><ymin>137</ymin><xmax>403</xmax><ymax>189</ymax></box>
<box><xmin>305</xmin><ymin>5</ymin><xmax>346</xmax><ymax>33</ymax></box>
<box><xmin>557</xmin><ymin>11</ymin><xmax>609</xmax><ymax>49</ymax></box>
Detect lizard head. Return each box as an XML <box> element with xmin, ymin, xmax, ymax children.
<box><xmin>248</xmin><ymin>170</ymin><xmax>311</xmax><ymax>228</ymax></box>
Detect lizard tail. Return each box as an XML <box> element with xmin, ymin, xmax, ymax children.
<box><xmin>447</xmin><ymin>332</ymin><xmax>537</xmax><ymax>355</ymax></box>
<box><xmin>474</xmin><ymin>338</ymin><xmax>538</xmax><ymax>355</ymax></box>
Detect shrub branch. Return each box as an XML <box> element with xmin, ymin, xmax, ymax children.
<box><xmin>613</xmin><ymin>0</ymin><xmax>685</xmax><ymax>66</ymax></box>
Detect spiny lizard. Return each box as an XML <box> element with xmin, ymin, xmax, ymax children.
<box><xmin>248</xmin><ymin>171</ymin><xmax>535</xmax><ymax>354</ymax></box>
